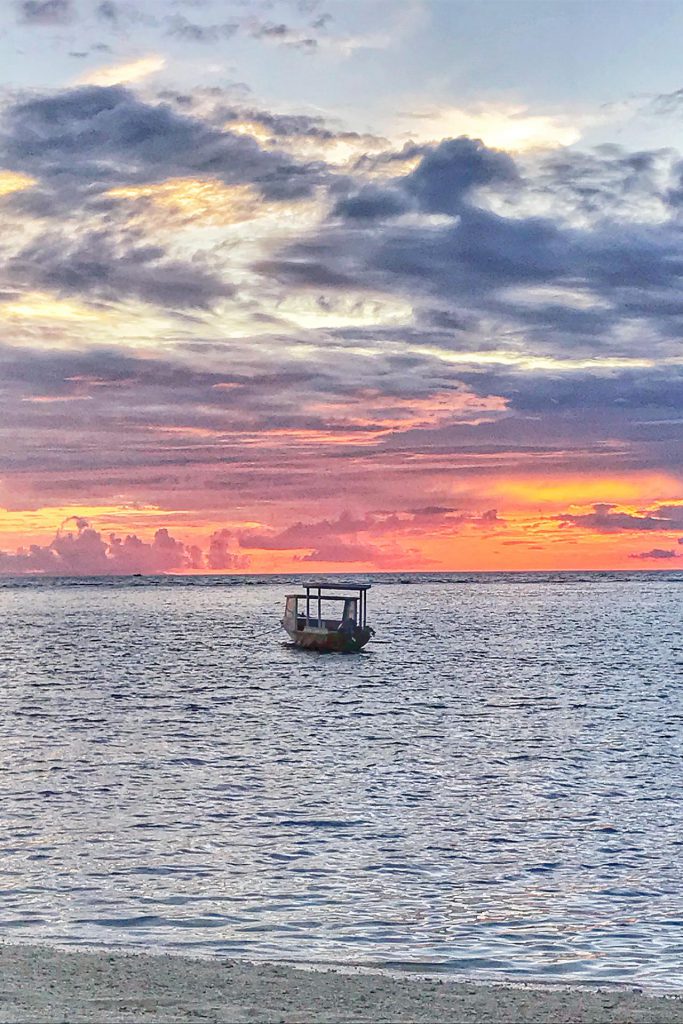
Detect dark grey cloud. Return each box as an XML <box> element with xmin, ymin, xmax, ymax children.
<box><xmin>96</xmin><ymin>1</ymin><xmax>119</xmax><ymax>23</ymax></box>
<box><xmin>529</xmin><ymin>145</ymin><xmax>666</xmax><ymax>221</ymax></box>
<box><xmin>332</xmin><ymin>184</ymin><xmax>411</xmax><ymax>221</ymax></box>
<box><xmin>0</xmin><ymin>85</ymin><xmax>327</xmax><ymax>210</ymax></box>
<box><xmin>16</xmin><ymin>0</ymin><xmax>72</xmax><ymax>24</ymax></box>
<box><xmin>161</xmin><ymin>5</ymin><xmax>333</xmax><ymax>53</ymax></box>
<box><xmin>166</xmin><ymin>14</ymin><xmax>239</xmax><ymax>43</ymax></box>
<box><xmin>219</xmin><ymin>103</ymin><xmax>384</xmax><ymax>149</ymax></box>
<box><xmin>404</xmin><ymin>136</ymin><xmax>518</xmax><ymax>216</ymax></box>
<box><xmin>246</xmin><ymin>19</ymin><xmax>317</xmax><ymax>51</ymax></box>
<box><xmin>253</xmin><ymin>259</ymin><xmax>359</xmax><ymax>289</ymax></box>
<box><xmin>1</xmin><ymin>94</ymin><xmax>683</xmax><ymax>509</ymax></box>
<box><xmin>367</xmin><ymin>207</ymin><xmax>683</xmax><ymax>314</ymax></box>
<box><xmin>332</xmin><ymin>137</ymin><xmax>517</xmax><ymax>223</ymax></box>
<box><xmin>465</xmin><ymin>367</ymin><xmax>683</xmax><ymax>415</ymax></box>
<box><xmin>650</xmin><ymin>87</ymin><xmax>683</xmax><ymax>117</ymax></box>
<box><xmin>92</xmin><ymin>1</ymin><xmax>157</xmax><ymax>29</ymax></box>
<box><xmin>68</xmin><ymin>42</ymin><xmax>111</xmax><ymax>58</ymax></box>
<box><xmin>254</xmin><ymin>134</ymin><xmax>683</xmax><ymax>371</ymax></box>
<box><xmin>6</xmin><ymin>229</ymin><xmax>234</xmax><ymax>308</ymax></box>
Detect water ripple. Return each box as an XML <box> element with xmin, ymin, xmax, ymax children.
<box><xmin>0</xmin><ymin>573</ymin><xmax>682</xmax><ymax>990</ymax></box>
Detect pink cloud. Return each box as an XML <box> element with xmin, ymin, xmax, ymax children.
<box><xmin>240</xmin><ymin>510</ymin><xmax>368</xmax><ymax>550</ymax></box>
<box><xmin>239</xmin><ymin>506</ymin><xmax>504</xmax><ymax>553</ymax></box>
<box><xmin>295</xmin><ymin>539</ymin><xmax>386</xmax><ymax>563</ymax></box>
<box><xmin>0</xmin><ymin>518</ymin><xmax>246</xmax><ymax>575</ymax></box>
<box><xmin>207</xmin><ymin>528</ymin><xmax>248</xmax><ymax>570</ymax></box>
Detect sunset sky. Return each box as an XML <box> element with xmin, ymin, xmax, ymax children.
<box><xmin>2</xmin><ymin>0</ymin><xmax>683</xmax><ymax>574</ymax></box>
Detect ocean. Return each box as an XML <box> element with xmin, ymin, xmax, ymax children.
<box><xmin>1</xmin><ymin>571</ymin><xmax>682</xmax><ymax>990</ymax></box>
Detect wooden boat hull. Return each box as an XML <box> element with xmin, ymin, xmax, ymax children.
<box><xmin>282</xmin><ymin>624</ymin><xmax>373</xmax><ymax>653</ymax></box>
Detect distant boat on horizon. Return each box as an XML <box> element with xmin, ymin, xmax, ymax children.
<box><xmin>281</xmin><ymin>581</ymin><xmax>374</xmax><ymax>653</ymax></box>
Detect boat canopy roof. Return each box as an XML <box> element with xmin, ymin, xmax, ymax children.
<box><xmin>285</xmin><ymin>581</ymin><xmax>371</xmax><ymax>627</ymax></box>
<box><xmin>301</xmin><ymin>581</ymin><xmax>371</xmax><ymax>592</ymax></box>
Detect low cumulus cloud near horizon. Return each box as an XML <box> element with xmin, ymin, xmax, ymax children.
<box><xmin>0</xmin><ymin>517</ymin><xmax>249</xmax><ymax>575</ymax></box>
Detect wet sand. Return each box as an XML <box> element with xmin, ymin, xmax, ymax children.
<box><xmin>1</xmin><ymin>944</ymin><xmax>682</xmax><ymax>1023</ymax></box>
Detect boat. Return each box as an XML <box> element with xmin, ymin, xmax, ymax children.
<box><xmin>281</xmin><ymin>582</ymin><xmax>374</xmax><ymax>652</ymax></box>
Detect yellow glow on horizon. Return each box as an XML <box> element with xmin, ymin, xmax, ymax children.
<box><xmin>0</xmin><ymin>171</ymin><xmax>35</xmax><ymax>196</ymax></box>
<box><xmin>0</xmin><ymin>504</ymin><xmax>167</xmax><ymax>533</ymax></box>
<box><xmin>2</xmin><ymin>497</ymin><xmax>682</xmax><ymax>575</ymax></box>
<box><xmin>493</xmin><ymin>473</ymin><xmax>683</xmax><ymax>508</ymax></box>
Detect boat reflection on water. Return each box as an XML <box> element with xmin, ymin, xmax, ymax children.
<box><xmin>281</xmin><ymin>582</ymin><xmax>374</xmax><ymax>652</ymax></box>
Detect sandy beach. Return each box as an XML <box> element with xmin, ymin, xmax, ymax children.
<box><xmin>0</xmin><ymin>944</ymin><xmax>681</xmax><ymax>1023</ymax></box>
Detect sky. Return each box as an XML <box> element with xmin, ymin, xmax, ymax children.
<box><xmin>1</xmin><ymin>0</ymin><xmax>683</xmax><ymax>575</ymax></box>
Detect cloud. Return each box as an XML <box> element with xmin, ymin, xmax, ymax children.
<box><xmin>256</xmin><ymin>132</ymin><xmax>683</xmax><ymax>384</ymax></box>
<box><xmin>76</xmin><ymin>55</ymin><xmax>166</xmax><ymax>87</ymax></box>
<box><xmin>7</xmin><ymin>229</ymin><xmax>235</xmax><ymax>309</ymax></box>
<box><xmin>241</xmin><ymin>511</ymin><xmax>369</xmax><ymax>550</ymax></box>
<box><xmin>649</xmin><ymin>87</ymin><xmax>683</xmax><ymax>117</ymax></box>
<box><xmin>160</xmin><ymin>5</ymin><xmax>342</xmax><ymax>54</ymax></box>
<box><xmin>404</xmin><ymin>136</ymin><xmax>518</xmax><ymax>215</ymax></box>
<box><xmin>251</xmin><ymin>20</ymin><xmax>319</xmax><ymax>51</ymax></box>
<box><xmin>237</xmin><ymin>3</ymin><xmax>412</xmax><ymax>57</ymax></box>
<box><xmin>0</xmin><ymin>85</ymin><xmax>325</xmax><ymax>210</ymax></box>
<box><xmin>332</xmin><ymin>136</ymin><xmax>517</xmax><ymax>222</ymax></box>
<box><xmin>295</xmin><ymin>539</ymin><xmax>385</xmax><ymax>562</ymax></box>
<box><xmin>166</xmin><ymin>15</ymin><xmax>239</xmax><ymax>44</ymax></box>
<box><xmin>310</xmin><ymin>1</ymin><xmax>424</xmax><ymax>57</ymax></box>
<box><xmin>475</xmin><ymin>368</ymin><xmax>683</xmax><ymax>416</ymax></box>
<box><xmin>0</xmin><ymin>517</ymin><xmax>248</xmax><ymax>576</ymax></box>
<box><xmin>0</xmin><ymin>518</ymin><xmax>192</xmax><ymax>575</ymax></box>
<box><xmin>218</xmin><ymin>104</ymin><xmax>387</xmax><ymax>167</ymax></box>
<box><xmin>3</xmin><ymin>79</ymin><xmax>683</xmax><ymax>558</ymax></box>
<box><xmin>396</xmin><ymin>104</ymin><xmax>582</xmax><ymax>152</ymax></box>
<box><xmin>239</xmin><ymin>506</ymin><xmax>501</xmax><ymax>559</ymax></box>
<box><xmin>207</xmin><ymin>529</ymin><xmax>246</xmax><ymax>570</ymax></box>
<box><xmin>0</xmin><ymin>170</ymin><xmax>35</xmax><ymax>196</ymax></box>
<box><xmin>96</xmin><ymin>1</ymin><xmax>119</xmax><ymax>24</ymax></box>
<box><xmin>557</xmin><ymin>503</ymin><xmax>683</xmax><ymax>532</ymax></box>
<box><xmin>16</xmin><ymin>0</ymin><xmax>72</xmax><ymax>24</ymax></box>
<box><xmin>1</xmin><ymin>331</ymin><xmax>681</xmax><ymax>519</ymax></box>
<box><xmin>629</xmin><ymin>548</ymin><xmax>679</xmax><ymax>560</ymax></box>
<box><xmin>332</xmin><ymin>184</ymin><xmax>411</xmax><ymax>221</ymax></box>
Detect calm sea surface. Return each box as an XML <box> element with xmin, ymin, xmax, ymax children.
<box><xmin>1</xmin><ymin>572</ymin><xmax>682</xmax><ymax>990</ymax></box>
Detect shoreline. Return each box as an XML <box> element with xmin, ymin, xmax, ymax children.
<box><xmin>1</xmin><ymin>944</ymin><xmax>683</xmax><ymax>1023</ymax></box>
